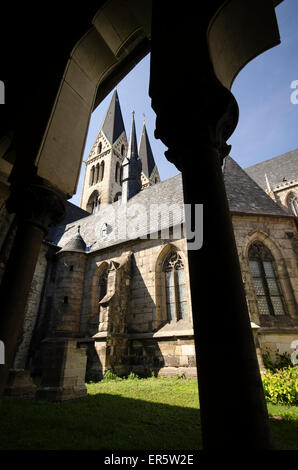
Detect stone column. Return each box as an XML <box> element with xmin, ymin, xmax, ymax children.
<box><xmin>0</xmin><ymin>176</ymin><xmax>65</xmax><ymax>402</ymax></box>
<box><xmin>149</xmin><ymin>3</ymin><xmax>273</xmax><ymax>449</ymax></box>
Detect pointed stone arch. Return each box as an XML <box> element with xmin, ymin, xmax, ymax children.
<box><xmin>286</xmin><ymin>192</ymin><xmax>298</xmax><ymax>216</ymax></box>
<box><xmin>242</xmin><ymin>231</ymin><xmax>297</xmax><ymax>320</ymax></box>
<box><xmin>86</xmin><ymin>190</ymin><xmax>99</xmax><ymax>214</ymax></box>
<box><xmin>34</xmin><ymin>1</ymin><xmax>152</xmax><ymax>197</ymax></box>
<box><xmin>154</xmin><ymin>242</ymin><xmax>191</xmax><ymax>329</ymax></box>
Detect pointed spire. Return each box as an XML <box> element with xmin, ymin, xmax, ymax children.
<box><xmin>121</xmin><ymin>112</ymin><xmax>142</xmax><ymax>202</ymax></box>
<box><xmin>138</xmin><ymin>122</ymin><xmax>157</xmax><ymax>178</ymax></box>
<box><xmin>127</xmin><ymin>111</ymin><xmax>139</xmax><ymax>160</ymax></box>
<box><xmin>101</xmin><ymin>89</ymin><xmax>126</xmax><ymax>145</ymax></box>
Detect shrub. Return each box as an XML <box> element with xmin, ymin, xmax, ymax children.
<box><xmin>262</xmin><ymin>350</ymin><xmax>293</xmax><ymax>372</ymax></box>
<box><xmin>126</xmin><ymin>372</ymin><xmax>140</xmax><ymax>380</ymax></box>
<box><xmin>102</xmin><ymin>370</ymin><xmax>122</xmax><ymax>381</ymax></box>
<box><xmin>262</xmin><ymin>366</ymin><xmax>298</xmax><ymax>406</ymax></box>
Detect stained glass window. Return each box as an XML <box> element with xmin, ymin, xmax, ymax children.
<box><xmin>164</xmin><ymin>251</ymin><xmax>187</xmax><ymax>321</ymax></box>
<box><xmin>248</xmin><ymin>242</ymin><xmax>285</xmax><ymax>316</ymax></box>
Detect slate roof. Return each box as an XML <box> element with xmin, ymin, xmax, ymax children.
<box><xmin>223</xmin><ymin>157</ymin><xmax>288</xmax><ymax>216</ymax></box>
<box><xmin>48</xmin><ymin>174</ymin><xmax>185</xmax><ymax>252</ymax></box>
<box><xmin>47</xmin><ymin>157</ymin><xmax>291</xmax><ymax>253</ymax></box>
<box><xmin>59</xmin><ymin>227</ymin><xmax>87</xmax><ymax>253</ymax></box>
<box><xmin>46</xmin><ymin>201</ymin><xmax>89</xmax><ymax>245</ymax></box>
<box><xmin>101</xmin><ymin>90</ymin><xmax>126</xmax><ymax>145</ymax></box>
<box><xmin>245</xmin><ymin>149</ymin><xmax>298</xmax><ymax>190</ymax></box>
<box><xmin>138</xmin><ymin>123</ymin><xmax>156</xmax><ymax>177</ymax></box>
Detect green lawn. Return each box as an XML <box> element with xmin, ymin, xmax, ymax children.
<box><xmin>0</xmin><ymin>376</ymin><xmax>297</xmax><ymax>450</ymax></box>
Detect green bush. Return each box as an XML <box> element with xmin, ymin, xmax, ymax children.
<box><xmin>126</xmin><ymin>372</ymin><xmax>140</xmax><ymax>380</ymax></box>
<box><xmin>262</xmin><ymin>366</ymin><xmax>298</xmax><ymax>405</ymax></box>
<box><xmin>102</xmin><ymin>370</ymin><xmax>122</xmax><ymax>381</ymax></box>
<box><xmin>262</xmin><ymin>350</ymin><xmax>293</xmax><ymax>372</ymax></box>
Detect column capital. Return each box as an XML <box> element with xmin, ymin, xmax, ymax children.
<box><xmin>6</xmin><ymin>175</ymin><xmax>66</xmax><ymax>234</ymax></box>
<box><xmin>152</xmin><ymin>77</ymin><xmax>238</xmax><ymax>171</ymax></box>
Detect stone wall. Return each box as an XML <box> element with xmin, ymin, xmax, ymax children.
<box><xmin>232</xmin><ymin>213</ymin><xmax>298</xmax><ymax>363</ymax></box>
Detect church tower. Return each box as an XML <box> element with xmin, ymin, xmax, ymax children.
<box><xmin>138</xmin><ymin>122</ymin><xmax>160</xmax><ymax>188</ymax></box>
<box><xmin>121</xmin><ymin>112</ymin><xmax>142</xmax><ymax>202</ymax></box>
<box><xmin>80</xmin><ymin>90</ymin><xmax>128</xmax><ymax>213</ymax></box>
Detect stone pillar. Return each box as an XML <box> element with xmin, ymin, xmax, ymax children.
<box><xmin>0</xmin><ymin>176</ymin><xmax>65</xmax><ymax>402</ymax></box>
<box><xmin>149</xmin><ymin>3</ymin><xmax>273</xmax><ymax>449</ymax></box>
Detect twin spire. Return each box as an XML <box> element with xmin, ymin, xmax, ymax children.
<box><xmin>101</xmin><ymin>89</ymin><xmax>157</xmax><ymax>201</ymax></box>
<box><xmin>121</xmin><ymin>111</ymin><xmax>142</xmax><ymax>202</ymax></box>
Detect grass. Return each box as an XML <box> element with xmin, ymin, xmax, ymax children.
<box><xmin>0</xmin><ymin>376</ymin><xmax>297</xmax><ymax>450</ymax></box>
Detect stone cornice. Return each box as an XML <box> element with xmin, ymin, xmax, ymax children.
<box><xmin>271</xmin><ymin>178</ymin><xmax>298</xmax><ymax>192</ymax></box>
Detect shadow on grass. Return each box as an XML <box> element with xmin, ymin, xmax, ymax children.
<box><xmin>0</xmin><ymin>393</ymin><xmax>297</xmax><ymax>450</ymax></box>
<box><xmin>269</xmin><ymin>417</ymin><xmax>298</xmax><ymax>451</ymax></box>
<box><xmin>0</xmin><ymin>392</ymin><xmax>202</xmax><ymax>450</ymax></box>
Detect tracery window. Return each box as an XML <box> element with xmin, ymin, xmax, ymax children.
<box><xmin>164</xmin><ymin>251</ymin><xmax>187</xmax><ymax>321</ymax></box>
<box><xmin>287</xmin><ymin>193</ymin><xmax>298</xmax><ymax>216</ymax></box>
<box><xmin>248</xmin><ymin>241</ymin><xmax>285</xmax><ymax>316</ymax></box>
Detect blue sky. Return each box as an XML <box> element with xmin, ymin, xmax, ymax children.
<box><xmin>70</xmin><ymin>0</ymin><xmax>298</xmax><ymax>206</ymax></box>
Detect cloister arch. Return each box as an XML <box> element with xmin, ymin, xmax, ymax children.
<box><xmin>0</xmin><ymin>0</ymin><xmax>286</xmax><ymax>448</ymax></box>
<box><xmin>34</xmin><ymin>1</ymin><xmax>152</xmax><ymax>199</ymax></box>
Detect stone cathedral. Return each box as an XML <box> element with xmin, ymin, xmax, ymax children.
<box><xmin>3</xmin><ymin>90</ymin><xmax>298</xmax><ymax>400</ymax></box>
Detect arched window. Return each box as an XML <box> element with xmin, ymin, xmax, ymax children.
<box><xmin>87</xmin><ymin>191</ymin><xmax>99</xmax><ymax>214</ymax></box>
<box><xmin>95</xmin><ymin>163</ymin><xmax>100</xmax><ymax>183</ymax></box>
<box><xmin>89</xmin><ymin>165</ymin><xmax>95</xmax><ymax>186</ymax></box>
<box><xmin>99</xmin><ymin>161</ymin><xmax>105</xmax><ymax>181</ymax></box>
<box><xmin>120</xmin><ymin>166</ymin><xmax>123</xmax><ymax>186</ymax></box>
<box><xmin>248</xmin><ymin>241</ymin><xmax>285</xmax><ymax>316</ymax></box>
<box><xmin>115</xmin><ymin>162</ymin><xmax>120</xmax><ymax>182</ymax></box>
<box><xmin>121</xmin><ymin>144</ymin><xmax>125</xmax><ymax>156</ymax></box>
<box><xmin>98</xmin><ymin>142</ymin><xmax>102</xmax><ymax>154</ymax></box>
<box><xmin>287</xmin><ymin>193</ymin><xmax>298</xmax><ymax>216</ymax></box>
<box><xmin>164</xmin><ymin>251</ymin><xmax>187</xmax><ymax>321</ymax></box>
